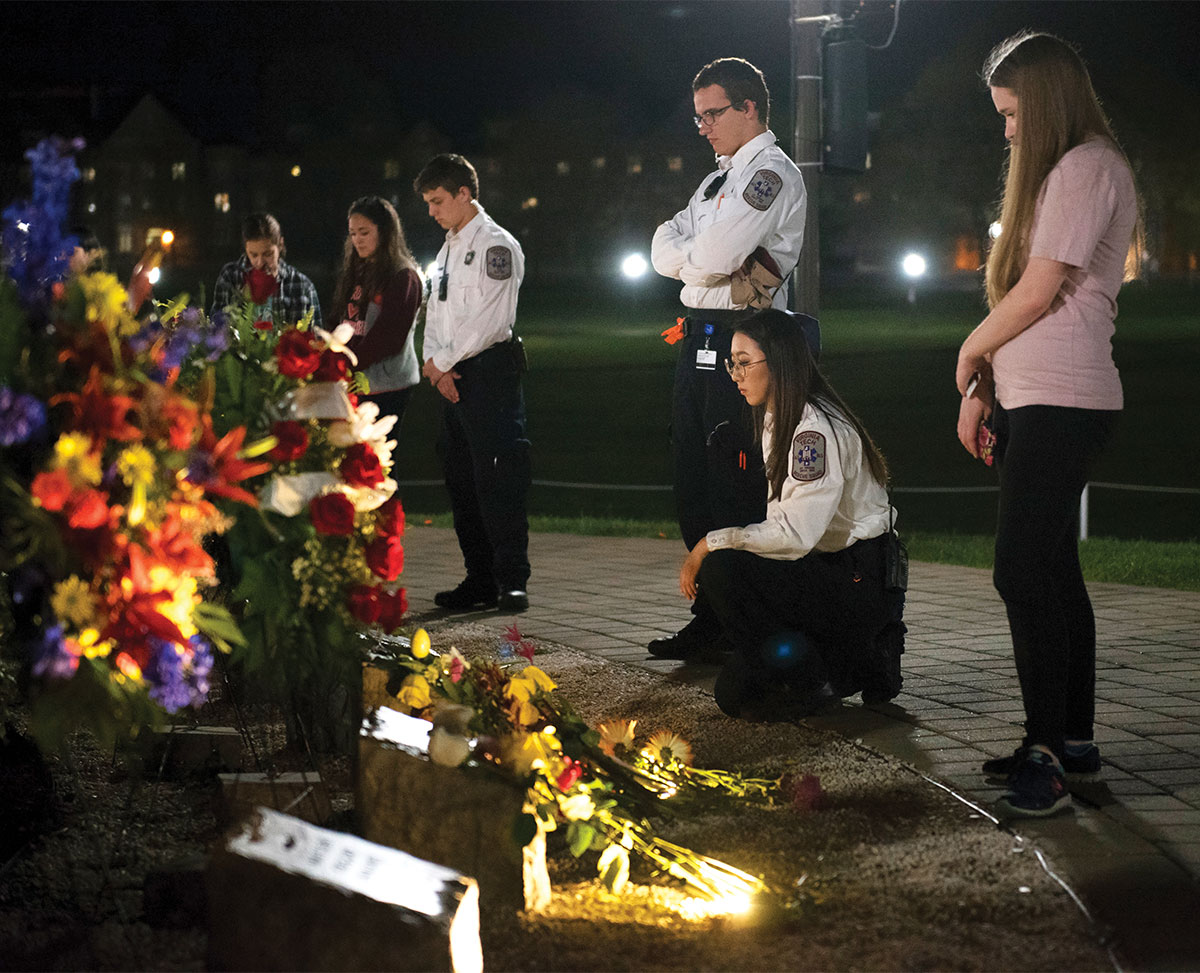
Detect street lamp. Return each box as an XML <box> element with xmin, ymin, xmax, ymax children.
<box><xmin>621</xmin><ymin>253</ymin><xmax>649</xmax><ymax>280</ymax></box>
<box><xmin>901</xmin><ymin>252</ymin><xmax>926</xmax><ymax>304</ymax></box>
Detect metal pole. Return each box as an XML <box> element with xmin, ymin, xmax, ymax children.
<box><xmin>790</xmin><ymin>0</ymin><xmax>828</xmax><ymax>318</ymax></box>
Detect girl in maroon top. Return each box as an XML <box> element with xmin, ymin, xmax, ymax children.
<box><xmin>332</xmin><ymin>196</ymin><xmax>423</xmax><ymax>434</ymax></box>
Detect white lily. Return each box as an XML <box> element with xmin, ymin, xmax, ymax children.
<box><xmin>313</xmin><ymin>322</ymin><xmax>359</xmax><ymax>366</ymax></box>
<box><xmin>327</xmin><ymin>399</ymin><xmax>398</xmax><ymax>448</ymax></box>
<box><xmin>340</xmin><ymin>478</ymin><xmax>397</xmax><ymax>512</ymax></box>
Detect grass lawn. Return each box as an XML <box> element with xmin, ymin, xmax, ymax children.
<box><xmin>395</xmin><ymin>282</ymin><xmax>1200</xmax><ymax>544</ymax></box>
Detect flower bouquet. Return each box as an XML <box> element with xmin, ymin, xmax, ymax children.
<box><xmin>0</xmin><ymin>139</ymin><xmax>257</xmax><ymax>749</ymax></box>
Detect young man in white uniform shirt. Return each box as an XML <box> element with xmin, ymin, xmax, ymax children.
<box><xmin>415</xmin><ymin>153</ymin><xmax>531</xmax><ymax>613</ymax></box>
<box><xmin>649</xmin><ymin>57</ymin><xmax>809</xmax><ymax>661</ymax></box>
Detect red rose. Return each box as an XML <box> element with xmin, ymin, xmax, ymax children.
<box><xmin>365</xmin><ymin>534</ymin><xmax>403</xmax><ymax>580</ymax></box>
<box><xmin>347</xmin><ymin>584</ymin><xmax>382</xmax><ymax>625</ymax></box>
<box><xmin>245</xmin><ymin>267</ymin><xmax>280</xmax><ymax>304</ymax></box>
<box><xmin>67</xmin><ymin>489</ymin><xmax>110</xmax><ymax>529</ymax></box>
<box><xmin>313</xmin><ymin>349</ymin><xmax>351</xmax><ymax>383</ymax></box>
<box><xmin>32</xmin><ymin>469</ymin><xmax>72</xmax><ymax>511</ymax></box>
<box><xmin>269</xmin><ymin>420</ymin><xmax>309</xmax><ymax>463</ymax></box>
<box><xmin>309</xmin><ymin>492</ymin><xmax>356</xmax><ymax>535</ymax></box>
<box><xmin>556</xmin><ymin>756</ymin><xmax>584</xmax><ymax>792</ymax></box>
<box><xmin>377</xmin><ymin>588</ymin><xmax>408</xmax><ymax>633</ymax></box>
<box><xmin>253</xmin><ymin>319</ymin><xmax>273</xmax><ymax>331</ymax></box>
<box><xmin>340</xmin><ymin>442</ymin><xmax>384</xmax><ymax>488</ymax></box>
<box><xmin>374</xmin><ymin>497</ymin><xmax>405</xmax><ymax>538</ymax></box>
<box><xmin>275</xmin><ymin>329</ymin><xmax>322</xmax><ymax>379</ymax></box>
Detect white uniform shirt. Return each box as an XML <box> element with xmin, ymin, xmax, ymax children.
<box><xmin>651</xmin><ymin>130</ymin><xmax>807</xmax><ymax>310</ymax></box>
<box><xmin>706</xmin><ymin>404</ymin><xmax>891</xmax><ymax>560</ymax></box>
<box><xmin>422</xmin><ymin>203</ymin><xmax>524</xmax><ymax>374</ymax></box>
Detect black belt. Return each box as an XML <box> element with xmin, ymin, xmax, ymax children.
<box><xmin>680</xmin><ymin>307</ymin><xmax>753</xmax><ymax>336</ymax></box>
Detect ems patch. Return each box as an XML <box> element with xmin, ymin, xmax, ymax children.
<box><xmin>486</xmin><ymin>246</ymin><xmax>513</xmax><ymax>280</ymax></box>
<box><xmin>743</xmin><ymin>169</ymin><xmax>783</xmax><ymax>211</ymax></box>
<box><xmin>791</xmin><ymin>430</ymin><xmax>826</xmax><ymax>481</ymax></box>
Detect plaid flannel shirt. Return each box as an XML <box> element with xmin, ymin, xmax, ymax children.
<box><xmin>211</xmin><ymin>255</ymin><xmax>323</xmax><ymax>328</ymax></box>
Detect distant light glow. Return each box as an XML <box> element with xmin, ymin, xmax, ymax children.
<box><xmin>901</xmin><ymin>253</ymin><xmax>927</xmax><ymax>279</ymax></box>
<box><xmin>676</xmin><ymin>891</ymin><xmax>754</xmax><ymax>921</ymax></box>
<box><xmin>291</xmin><ymin>165</ymin><xmax>301</xmax><ymax>177</ymax></box>
<box><xmin>989</xmin><ymin>221</ymin><xmax>1003</xmax><ymax>240</ymax></box>
<box><xmin>147</xmin><ymin>267</ymin><xmax>161</xmax><ymax>285</ymax></box>
<box><xmin>160</xmin><ymin>230</ymin><xmax>175</xmax><ymax>247</ymax></box>
<box><xmin>621</xmin><ymin>253</ymin><xmax>649</xmax><ymax>279</ymax></box>
<box><xmin>87</xmin><ymin>203</ymin><xmax>97</xmax><ymax>214</ymax></box>
<box><xmin>424</xmin><ymin>261</ymin><xmax>439</xmax><ymax>281</ymax></box>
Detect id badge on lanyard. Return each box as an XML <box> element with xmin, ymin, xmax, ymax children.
<box><xmin>695</xmin><ymin>323</ymin><xmax>717</xmax><ymax>370</ymax></box>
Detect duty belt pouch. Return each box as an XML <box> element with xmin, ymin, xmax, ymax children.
<box><xmin>884</xmin><ymin>531</ymin><xmax>909</xmax><ymax>592</ymax></box>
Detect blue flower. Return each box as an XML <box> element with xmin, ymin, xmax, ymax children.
<box><xmin>145</xmin><ymin>635</ymin><xmax>214</xmax><ymax>712</ymax></box>
<box><xmin>30</xmin><ymin>623</ymin><xmax>79</xmax><ymax>680</ymax></box>
<box><xmin>0</xmin><ymin>385</ymin><xmax>47</xmax><ymax>445</ymax></box>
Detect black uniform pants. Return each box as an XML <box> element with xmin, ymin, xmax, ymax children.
<box><xmin>437</xmin><ymin>340</ymin><xmax>531</xmax><ymax>592</ymax></box>
<box><xmin>698</xmin><ymin>536</ymin><xmax>891</xmax><ymax>699</ymax></box>
<box><xmin>991</xmin><ymin>402</ymin><xmax>1118</xmax><ymax>758</ymax></box>
<box><xmin>671</xmin><ymin>313</ymin><xmax>767</xmax><ymax>630</ymax></box>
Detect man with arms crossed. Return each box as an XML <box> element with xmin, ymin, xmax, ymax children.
<box><xmin>650</xmin><ymin>57</ymin><xmax>809</xmax><ymax>660</ymax></box>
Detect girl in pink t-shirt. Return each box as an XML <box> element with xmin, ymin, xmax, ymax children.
<box><xmin>954</xmin><ymin>32</ymin><xmax>1141</xmax><ymax>819</ymax></box>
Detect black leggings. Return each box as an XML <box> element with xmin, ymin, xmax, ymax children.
<box><xmin>991</xmin><ymin>402</ymin><xmax>1118</xmax><ymax>757</ymax></box>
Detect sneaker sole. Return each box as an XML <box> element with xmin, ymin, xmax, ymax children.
<box><xmin>995</xmin><ymin>792</ymin><xmax>1073</xmax><ymax>818</ymax></box>
<box><xmin>985</xmin><ymin>766</ymin><xmax>1101</xmax><ymax>784</ymax></box>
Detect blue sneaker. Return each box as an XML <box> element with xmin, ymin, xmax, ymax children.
<box><xmin>995</xmin><ymin>749</ymin><xmax>1072</xmax><ymax>818</ymax></box>
<box><xmin>983</xmin><ymin>743</ymin><xmax>1101</xmax><ymax>781</ymax></box>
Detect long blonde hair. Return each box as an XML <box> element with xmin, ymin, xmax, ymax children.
<box><xmin>983</xmin><ymin>31</ymin><xmax>1141</xmax><ymax>309</ymax></box>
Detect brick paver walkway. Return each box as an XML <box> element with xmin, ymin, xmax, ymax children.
<box><xmin>403</xmin><ymin>525</ymin><xmax>1200</xmax><ymax>968</ymax></box>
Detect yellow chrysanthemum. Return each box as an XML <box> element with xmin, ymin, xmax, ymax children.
<box><xmin>597</xmin><ymin>718</ymin><xmax>638</xmax><ymax>757</ymax></box>
<box><xmin>51</xmin><ymin>576</ymin><xmax>99</xmax><ymax>629</ymax></box>
<box><xmin>53</xmin><ymin>432</ymin><xmax>102</xmax><ymax>485</ymax></box>
<box><xmin>642</xmin><ymin>730</ymin><xmax>694</xmax><ymax>767</ymax></box>
<box><xmin>397</xmin><ymin>674</ymin><xmax>431</xmax><ymax>710</ymax></box>
<box><xmin>80</xmin><ymin>272</ymin><xmax>139</xmax><ymax>336</ymax></box>
<box><xmin>116</xmin><ymin>445</ymin><xmax>156</xmax><ymax>486</ymax></box>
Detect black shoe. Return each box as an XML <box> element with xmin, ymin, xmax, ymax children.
<box><xmin>434</xmin><ymin>579</ymin><xmax>498</xmax><ymax>611</ymax></box>
<box><xmin>860</xmin><ymin>620</ymin><xmax>906</xmax><ymax>705</ymax></box>
<box><xmin>983</xmin><ymin>744</ymin><xmax>1101</xmax><ymax>781</ymax></box>
<box><xmin>648</xmin><ymin>620</ymin><xmax>726</xmax><ymax>661</ymax></box>
<box><xmin>995</xmin><ymin>749</ymin><xmax>1072</xmax><ymax>818</ymax></box>
<box><xmin>497</xmin><ymin>590</ymin><xmax>529</xmax><ymax>612</ymax></box>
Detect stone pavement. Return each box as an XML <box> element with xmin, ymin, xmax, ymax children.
<box><xmin>402</xmin><ymin>525</ymin><xmax>1200</xmax><ymax>970</ymax></box>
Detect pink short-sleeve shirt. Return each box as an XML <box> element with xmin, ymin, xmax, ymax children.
<box><xmin>991</xmin><ymin>139</ymin><xmax>1137</xmax><ymax>411</ymax></box>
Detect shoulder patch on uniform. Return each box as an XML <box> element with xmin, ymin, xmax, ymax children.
<box><xmin>743</xmin><ymin>169</ymin><xmax>783</xmax><ymax>211</ymax></box>
<box><xmin>791</xmin><ymin>430</ymin><xmax>826</xmax><ymax>481</ymax></box>
<box><xmin>486</xmin><ymin>246</ymin><xmax>513</xmax><ymax>280</ymax></box>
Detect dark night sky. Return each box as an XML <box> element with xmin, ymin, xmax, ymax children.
<box><xmin>4</xmin><ymin>1</ymin><xmax>1199</xmax><ymax>154</ymax></box>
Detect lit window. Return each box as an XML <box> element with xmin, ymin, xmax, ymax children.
<box><xmin>214</xmin><ymin>192</ymin><xmax>231</xmax><ymax>213</ymax></box>
<box><xmin>627</xmin><ymin>157</ymin><xmax>642</xmax><ymax>175</ymax></box>
<box><xmin>384</xmin><ymin>159</ymin><xmax>401</xmax><ymax>180</ymax></box>
<box><xmin>82</xmin><ymin>167</ymin><xmax>96</xmax><ymax>183</ymax></box>
<box><xmin>171</xmin><ymin>162</ymin><xmax>186</xmax><ymax>181</ymax></box>
<box><xmin>117</xmin><ymin>223</ymin><xmax>133</xmax><ymax>254</ymax></box>
<box><xmin>290</xmin><ymin>165</ymin><xmax>301</xmax><ymax>177</ymax></box>
<box><xmin>86</xmin><ymin>202</ymin><xmax>97</xmax><ymax>213</ymax></box>
<box><xmin>592</xmin><ymin>157</ymin><xmax>606</xmax><ymax>169</ymax></box>
<box><xmin>556</xmin><ymin>161</ymin><xmax>570</xmax><ymax>176</ymax></box>
<box><xmin>521</xmin><ymin>197</ymin><xmax>539</xmax><ymax>211</ymax></box>
<box><xmin>667</xmin><ymin>156</ymin><xmax>683</xmax><ymax>172</ymax></box>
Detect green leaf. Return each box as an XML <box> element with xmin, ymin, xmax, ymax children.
<box><xmin>192</xmin><ymin>601</ymin><xmax>247</xmax><ymax>651</ymax></box>
<box><xmin>567</xmin><ymin>821</ymin><xmax>596</xmax><ymax>858</ymax></box>
<box><xmin>512</xmin><ymin>812</ymin><xmax>539</xmax><ymax>848</ymax></box>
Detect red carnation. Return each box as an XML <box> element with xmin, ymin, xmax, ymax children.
<box><xmin>268</xmin><ymin>420</ymin><xmax>309</xmax><ymax>463</ymax></box>
<box><xmin>377</xmin><ymin>588</ymin><xmax>408</xmax><ymax>633</ymax></box>
<box><xmin>309</xmin><ymin>492</ymin><xmax>356</xmax><ymax>535</ymax></box>
<box><xmin>365</xmin><ymin>534</ymin><xmax>404</xmax><ymax>580</ymax></box>
<box><xmin>245</xmin><ymin>267</ymin><xmax>280</xmax><ymax>304</ymax></box>
<box><xmin>348</xmin><ymin>585</ymin><xmax>382</xmax><ymax>625</ymax></box>
<box><xmin>340</xmin><ymin>442</ymin><xmax>384</xmax><ymax>488</ymax></box>
<box><xmin>313</xmin><ymin>349</ymin><xmax>351</xmax><ymax>382</ymax></box>
<box><xmin>67</xmin><ymin>489</ymin><xmax>110</xmax><ymax>530</ymax></box>
<box><xmin>275</xmin><ymin>329</ymin><xmax>322</xmax><ymax>379</ymax></box>
<box><xmin>374</xmin><ymin>497</ymin><xmax>405</xmax><ymax>538</ymax></box>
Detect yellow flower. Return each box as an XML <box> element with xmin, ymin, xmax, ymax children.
<box><xmin>397</xmin><ymin>674</ymin><xmax>431</xmax><ymax>710</ymax></box>
<box><xmin>145</xmin><ymin>567</ymin><xmax>199</xmax><ymax>639</ymax></box>
<box><xmin>80</xmin><ymin>272</ymin><xmax>139</xmax><ymax>336</ymax></box>
<box><xmin>500</xmin><ymin>730</ymin><xmax>562</xmax><ymax>776</ymax></box>
<box><xmin>53</xmin><ymin>432</ymin><xmax>102</xmax><ymax>485</ymax></box>
<box><xmin>598</xmin><ymin>718</ymin><xmax>638</xmax><ymax>757</ymax></box>
<box><xmin>504</xmin><ymin>665</ymin><xmax>557</xmax><ymax>726</ymax></box>
<box><xmin>51</xmin><ymin>576</ymin><xmax>98</xmax><ymax>629</ymax></box>
<box><xmin>76</xmin><ymin>628</ymin><xmax>113</xmax><ymax>659</ymax></box>
<box><xmin>642</xmin><ymin>730</ymin><xmax>694</xmax><ymax>767</ymax></box>
<box><xmin>411</xmin><ymin>628</ymin><xmax>431</xmax><ymax>659</ymax></box>
<box><xmin>116</xmin><ymin>445</ymin><xmax>156</xmax><ymax>486</ymax></box>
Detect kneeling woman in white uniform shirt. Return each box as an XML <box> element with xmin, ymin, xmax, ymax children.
<box><xmin>679</xmin><ymin>308</ymin><xmax>903</xmax><ymax>719</ymax></box>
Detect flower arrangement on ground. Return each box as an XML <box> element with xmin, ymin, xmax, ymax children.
<box><xmin>0</xmin><ymin>139</ymin><xmax>256</xmax><ymax>748</ymax></box>
<box><xmin>382</xmin><ymin>624</ymin><xmax>783</xmax><ymax>909</ymax></box>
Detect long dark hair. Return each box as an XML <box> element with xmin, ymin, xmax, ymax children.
<box><xmin>735</xmin><ymin>309</ymin><xmax>888</xmax><ymax>501</ymax></box>
<box><xmin>332</xmin><ymin>196</ymin><xmax>417</xmax><ymax>319</ymax></box>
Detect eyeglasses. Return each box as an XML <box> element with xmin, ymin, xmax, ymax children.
<box><xmin>725</xmin><ymin>357</ymin><xmax>766</xmax><ymax>379</ymax></box>
<box><xmin>693</xmin><ymin>103</ymin><xmax>735</xmax><ymax>129</ymax></box>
